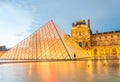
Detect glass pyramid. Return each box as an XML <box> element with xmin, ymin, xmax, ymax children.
<box><xmin>1</xmin><ymin>20</ymin><xmax>89</xmax><ymax>60</ymax></box>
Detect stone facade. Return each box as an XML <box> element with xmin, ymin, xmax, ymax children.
<box><xmin>71</xmin><ymin>19</ymin><xmax>120</xmax><ymax>59</ymax></box>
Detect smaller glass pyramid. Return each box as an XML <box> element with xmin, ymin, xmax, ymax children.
<box><xmin>1</xmin><ymin>20</ymin><xmax>89</xmax><ymax>60</ymax></box>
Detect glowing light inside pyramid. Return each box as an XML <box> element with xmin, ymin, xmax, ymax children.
<box><xmin>1</xmin><ymin>20</ymin><xmax>89</xmax><ymax>60</ymax></box>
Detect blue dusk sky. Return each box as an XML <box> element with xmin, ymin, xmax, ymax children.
<box><xmin>0</xmin><ymin>0</ymin><xmax>120</xmax><ymax>48</ymax></box>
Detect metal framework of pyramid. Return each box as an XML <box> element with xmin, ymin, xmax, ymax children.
<box><xmin>1</xmin><ymin>20</ymin><xmax>89</xmax><ymax>60</ymax></box>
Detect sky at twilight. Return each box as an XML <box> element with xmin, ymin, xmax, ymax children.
<box><xmin>0</xmin><ymin>0</ymin><xmax>120</xmax><ymax>48</ymax></box>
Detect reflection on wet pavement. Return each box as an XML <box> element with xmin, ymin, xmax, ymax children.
<box><xmin>0</xmin><ymin>60</ymin><xmax>120</xmax><ymax>82</ymax></box>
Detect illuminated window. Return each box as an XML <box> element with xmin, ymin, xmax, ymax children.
<box><xmin>111</xmin><ymin>39</ymin><xmax>115</xmax><ymax>45</ymax></box>
<box><xmin>111</xmin><ymin>35</ymin><xmax>113</xmax><ymax>38</ymax></box>
<box><xmin>117</xmin><ymin>35</ymin><xmax>120</xmax><ymax>37</ymax></box>
<box><xmin>112</xmin><ymin>48</ymin><xmax>117</xmax><ymax>55</ymax></box>
<box><xmin>104</xmin><ymin>40</ymin><xmax>108</xmax><ymax>45</ymax></box>
<box><xmin>94</xmin><ymin>49</ymin><xmax>97</xmax><ymax>55</ymax></box>
<box><xmin>118</xmin><ymin>40</ymin><xmax>120</xmax><ymax>44</ymax></box>
<box><xmin>99</xmin><ymin>49</ymin><xmax>104</xmax><ymax>55</ymax></box>
<box><xmin>105</xmin><ymin>48</ymin><xmax>110</xmax><ymax>55</ymax></box>
<box><xmin>99</xmin><ymin>36</ymin><xmax>101</xmax><ymax>39</ymax></box>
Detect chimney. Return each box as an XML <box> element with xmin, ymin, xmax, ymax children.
<box><xmin>88</xmin><ymin>19</ymin><xmax>90</xmax><ymax>28</ymax></box>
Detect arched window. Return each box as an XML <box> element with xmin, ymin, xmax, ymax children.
<box><xmin>105</xmin><ymin>40</ymin><xmax>108</xmax><ymax>45</ymax></box>
<box><xmin>100</xmin><ymin>49</ymin><xmax>104</xmax><ymax>55</ymax></box>
<box><xmin>111</xmin><ymin>39</ymin><xmax>115</xmax><ymax>45</ymax></box>
<box><xmin>118</xmin><ymin>40</ymin><xmax>120</xmax><ymax>45</ymax></box>
<box><xmin>105</xmin><ymin>48</ymin><xmax>110</xmax><ymax>55</ymax></box>
<box><xmin>79</xmin><ymin>42</ymin><xmax>82</xmax><ymax>47</ymax></box>
<box><xmin>112</xmin><ymin>48</ymin><xmax>117</xmax><ymax>55</ymax></box>
<box><xmin>94</xmin><ymin>49</ymin><xmax>97</xmax><ymax>55</ymax></box>
<box><xmin>85</xmin><ymin>42</ymin><xmax>88</xmax><ymax>46</ymax></box>
<box><xmin>118</xmin><ymin>47</ymin><xmax>120</xmax><ymax>56</ymax></box>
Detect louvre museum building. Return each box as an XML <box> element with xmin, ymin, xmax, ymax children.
<box><xmin>71</xmin><ymin>19</ymin><xmax>120</xmax><ymax>59</ymax></box>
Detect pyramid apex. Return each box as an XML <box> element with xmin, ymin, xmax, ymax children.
<box><xmin>49</xmin><ymin>19</ymin><xmax>54</xmax><ymax>22</ymax></box>
<box><xmin>47</xmin><ymin>20</ymin><xmax>55</xmax><ymax>25</ymax></box>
